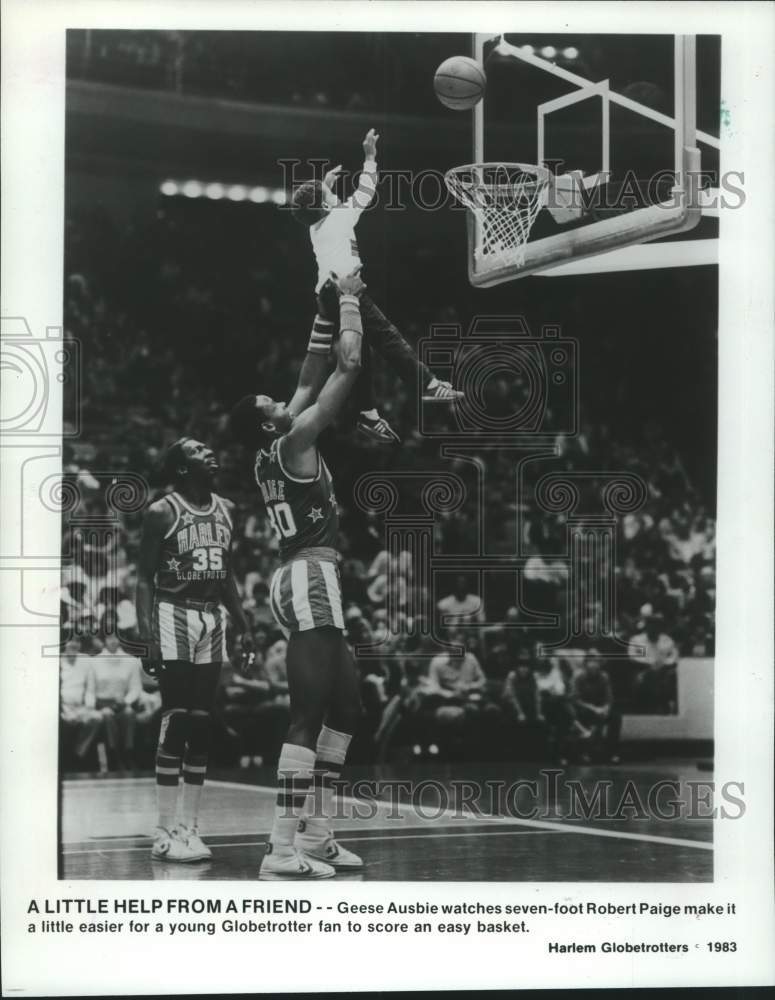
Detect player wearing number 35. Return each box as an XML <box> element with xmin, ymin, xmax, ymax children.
<box><xmin>136</xmin><ymin>437</ymin><xmax>251</xmax><ymax>864</ymax></box>
<box><xmin>229</xmin><ymin>267</ymin><xmax>367</xmax><ymax>879</ymax></box>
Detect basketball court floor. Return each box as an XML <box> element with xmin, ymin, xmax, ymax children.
<box><xmin>61</xmin><ymin>760</ymin><xmax>712</xmax><ymax>882</ymax></box>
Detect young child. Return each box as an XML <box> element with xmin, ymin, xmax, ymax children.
<box><xmin>290</xmin><ymin>128</ymin><xmax>462</xmax><ymax>444</ymax></box>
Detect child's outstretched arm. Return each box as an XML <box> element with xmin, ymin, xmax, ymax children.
<box><xmin>351</xmin><ymin>128</ymin><xmax>379</xmax><ymax>213</ymax></box>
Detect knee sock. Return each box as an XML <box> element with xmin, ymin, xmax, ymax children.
<box><xmin>181</xmin><ymin>710</ymin><xmax>210</xmax><ymax>829</ymax></box>
<box><xmin>181</xmin><ymin>754</ymin><xmax>208</xmax><ymax>828</ymax></box>
<box><xmin>269</xmin><ymin>743</ymin><xmax>316</xmax><ymax>853</ymax></box>
<box><xmin>302</xmin><ymin>725</ymin><xmax>352</xmax><ymax>838</ymax></box>
<box><xmin>155</xmin><ymin>709</ymin><xmax>187</xmax><ymax>830</ymax></box>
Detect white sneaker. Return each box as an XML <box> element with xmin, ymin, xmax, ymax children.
<box><xmin>259</xmin><ymin>843</ymin><xmax>335</xmax><ymax>880</ymax></box>
<box><xmin>297</xmin><ymin>823</ymin><xmax>363</xmax><ymax>871</ymax></box>
<box><xmin>176</xmin><ymin>823</ymin><xmax>212</xmax><ymax>861</ymax></box>
<box><xmin>151</xmin><ymin>826</ymin><xmax>201</xmax><ymax>863</ymax></box>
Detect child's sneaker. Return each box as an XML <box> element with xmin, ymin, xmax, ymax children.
<box><xmin>357</xmin><ymin>413</ymin><xmax>400</xmax><ymax>444</ymax></box>
<box><xmin>422</xmin><ymin>379</ymin><xmax>464</xmax><ymax>402</ymax></box>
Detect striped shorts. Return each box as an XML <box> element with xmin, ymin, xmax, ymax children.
<box><xmin>154</xmin><ymin>600</ymin><xmax>228</xmax><ymax>665</ymax></box>
<box><xmin>269</xmin><ymin>556</ymin><xmax>344</xmax><ymax>638</ymax></box>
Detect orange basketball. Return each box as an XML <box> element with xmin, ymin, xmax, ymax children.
<box><xmin>434</xmin><ymin>56</ymin><xmax>486</xmax><ymax>111</ymax></box>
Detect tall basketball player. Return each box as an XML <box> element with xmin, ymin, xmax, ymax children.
<box><xmin>136</xmin><ymin>438</ymin><xmax>250</xmax><ymax>862</ymax></box>
<box><xmin>229</xmin><ymin>267</ymin><xmax>366</xmax><ymax>879</ymax></box>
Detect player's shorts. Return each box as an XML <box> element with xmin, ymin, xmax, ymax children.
<box><xmin>154</xmin><ymin>598</ymin><xmax>228</xmax><ymax>664</ymax></box>
<box><xmin>269</xmin><ymin>549</ymin><xmax>344</xmax><ymax>639</ymax></box>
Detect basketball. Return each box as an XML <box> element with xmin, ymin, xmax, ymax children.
<box><xmin>434</xmin><ymin>56</ymin><xmax>486</xmax><ymax>111</ymax></box>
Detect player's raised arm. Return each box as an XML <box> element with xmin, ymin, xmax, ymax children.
<box><xmin>135</xmin><ymin>499</ymin><xmax>174</xmax><ymax>673</ymax></box>
<box><xmin>282</xmin><ymin>269</ymin><xmax>365</xmax><ymax>463</ymax></box>
<box><xmin>351</xmin><ymin>128</ymin><xmax>379</xmax><ymax>213</ymax></box>
<box><xmin>287</xmin><ymin>313</ymin><xmax>336</xmax><ymax>417</ymax></box>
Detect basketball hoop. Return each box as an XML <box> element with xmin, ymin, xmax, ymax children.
<box><xmin>444</xmin><ymin>162</ymin><xmax>551</xmax><ymax>272</ymax></box>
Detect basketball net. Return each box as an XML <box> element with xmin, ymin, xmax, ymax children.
<box><xmin>444</xmin><ymin>162</ymin><xmax>551</xmax><ymax>272</ymax></box>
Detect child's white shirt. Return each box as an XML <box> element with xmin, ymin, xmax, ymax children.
<box><xmin>310</xmin><ymin>160</ymin><xmax>377</xmax><ymax>292</ymax></box>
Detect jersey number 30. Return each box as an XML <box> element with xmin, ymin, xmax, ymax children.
<box><xmin>266</xmin><ymin>502</ymin><xmax>298</xmax><ymax>539</ymax></box>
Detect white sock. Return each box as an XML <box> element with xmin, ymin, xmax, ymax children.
<box><xmin>180</xmin><ymin>752</ymin><xmax>208</xmax><ymax>828</ymax></box>
<box><xmin>155</xmin><ymin>749</ymin><xmax>181</xmax><ymax>830</ymax></box>
<box><xmin>156</xmin><ymin>795</ymin><xmax>177</xmax><ymax>832</ymax></box>
<box><xmin>270</xmin><ymin>743</ymin><xmax>316</xmax><ymax>852</ymax></box>
<box><xmin>302</xmin><ymin>726</ymin><xmax>352</xmax><ymax>838</ymax></box>
<box><xmin>426</xmin><ymin>377</ymin><xmax>439</xmax><ymax>389</ymax></box>
<box><xmin>360</xmin><ymin>408</ymin><xmax>379</xmax><ymax>420</ymax></box>
<box><xmin>180</xmin><ymin>785</ymin><xmax>203</xmax><ymax>829</ymax></box>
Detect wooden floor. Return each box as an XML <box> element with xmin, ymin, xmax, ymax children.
<box><xmin>60</xmin><ymin>761</ymin><xmax>713</xmax><ymax>882</ymax></box>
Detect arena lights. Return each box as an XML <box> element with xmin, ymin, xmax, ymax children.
<box><xmin>493</xmin><ymin>37</ymin><xmax>582</xmax><ymax>65</ymax></box>
<box><xmin>181</xmin><ymin>179</ymin><xmax>204</xmax><ymax>198</ymax></box>
<box><xmin>159</xmin><ymin>179</ymin><xmax>289</xmax><ymax>205</ymax></box>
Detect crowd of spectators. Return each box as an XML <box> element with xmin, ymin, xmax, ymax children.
<box><xmin>59</xmin><ymin>193</ymin><xmax>716</xmax><ymax>772</ymax></box>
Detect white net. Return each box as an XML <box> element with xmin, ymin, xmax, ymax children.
<box><xmin>444</xmin><ymin>162</ymin><xmax>551</xmax><ymax>273</ymax></box>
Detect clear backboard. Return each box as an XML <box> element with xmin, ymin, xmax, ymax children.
<box><xmin>455</xmin><ymin>33</ymin><xmax>720</xmax><ymax>285</ymax></box>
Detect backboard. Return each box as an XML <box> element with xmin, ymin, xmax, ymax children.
<box><xmin>461</xmin><ymin>33</ymin><xmax>720</xmax><ymax>284</ymax></box>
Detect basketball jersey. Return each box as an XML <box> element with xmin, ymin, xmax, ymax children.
<box><xmin>155</xmin><ymin>491</ymin><xmax>233</xmax><ymax>602</ymax></box>
<box><xmin>254</xmin><ymin>438</ymin><xmax>339</xmax><ymax>561</ymax></box>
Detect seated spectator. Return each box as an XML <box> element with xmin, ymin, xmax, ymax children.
<box><xmin>570</xmin><ymin>649</ymin><xmax>622</xmax><ymax>764</ymax></box>
<box><xmin>501</xmin><ymin>648</ymin><xmax>547</xmax><ymax>760</ymax></box>
<box><xmin>367</xmin><ymin>549</ymin><xmax>390</xmax><ymax>580</ymax></box>
<box><xmin>115</xmin><ymin>589</ymin><xmax>139</xmax><ymax>633</ymax></box>
<box><xmin>628</xmin><ymin>613</ymin><xmax>679</xmax><ymax>713</ymax></box>
<box><xmin>367</xmin><ymin>568</ymin><xmax>409</xmax><ymax>609</ymax></box>
<box><xmin>425</xmin><ymin>631</ymin><xmax>498</xmax><ymax>758</ymax></box>
<box><xmin>427</xmin><ymin>632</ymin><xmax>487</xmax><ymax>703</ymax></box>
<box><xmin>534</xmin><ymin>654</ymin><xmax>584</xmax><ymax>765</ymax></box>
<box><xmin>60</xmin><ymin>637</ymin><xmax>105</xmax><ymax>770</ymax></box>
<box><xmin>502</xmin><ymin>650</ymin><xmax>542</xmax><ymax>724</ymax></box>
<box><xmin>92</xmin><ymin>632</ymin><xmax>144</xmax><ymax>768</ymax></box>
<box><xmin>437</xmin><ymin>575</ymin><xmax>485</xmax><ymax>626</ymax></box>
